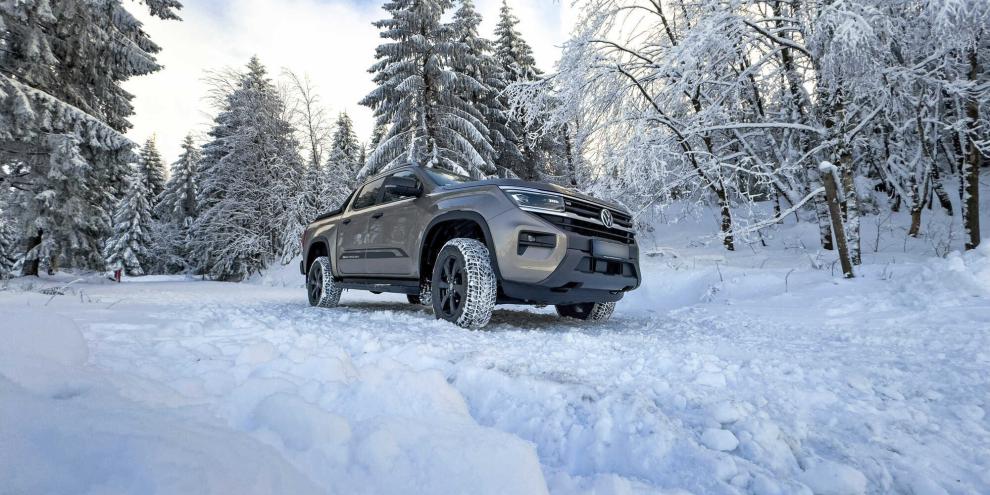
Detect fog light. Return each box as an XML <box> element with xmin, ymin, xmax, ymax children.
<box><xmin>518</xmin><ymin>231</ymin><xmax>556</xmax><ymax>254</ymax></box>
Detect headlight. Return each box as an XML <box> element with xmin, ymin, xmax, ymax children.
<box><xmin>501</xmin><ymin>188</ymin><xmax>565</xmax><ymax>212</ymax></box>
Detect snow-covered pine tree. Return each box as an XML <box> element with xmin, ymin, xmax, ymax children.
<box><xmin>104</xmin><ymin>170</ymin><xmax>154</xmax><ymax>276</ymax></box>
<box><xmin>0</xmin><ymin>0</ymin><xmax>181</xmax><ymax>275</ymax></box>
<box><xmin>328</xmin><ymin>112</ymin><xmax>362</xmax><ymax>182</ymax></box>
<box><xmin>451</xmin><ymin>0</ymin><xmax>522</xmax><ymax>174</ymax></box>
<box><xmin>360</xmin><ymin>0</ymin><xmax>495</xmax><ymax>179</ymax></box>
<box><xmin>189</xmin><ymin>57</ymin><xmax>305</xmax><ymax>281</ymax></box>
<box><xmin>139</xmin><ymin>137</ymin><xmax>168</xmax><ymax>202</ymax></box>
<box><xmin>492</xmin><ymin>0</ymin><xmax>562</xmax><ymax>180</ymax></box>
<box><xmin>158</xmin><ymin>135</ymin><xmax>201</xmax><ymax>223</ymax></box>
<box><xmin>493</xmin><ymin>0</ymin><xmax>541</xmax><ymax>83</ymax></box>
<box><xmin>151</xmin><ymin>134</ymin><xmax>200</xmax><ymax>273</ymax></box>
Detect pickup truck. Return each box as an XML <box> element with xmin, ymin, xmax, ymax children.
<box><xmin>301</xmin><ymin>165</ymin><xmax>640</xmax><ymax>329</ymax></box>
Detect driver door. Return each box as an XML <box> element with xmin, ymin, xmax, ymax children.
<box><xmin>363</xmin><ymin>169</ymin><xmax>425</xmax><ymax>277</ymax></box>
<box><xmin>336</xmin><ymin>177</ymin><xmax>384</xmax><ymax>275</ymax></box>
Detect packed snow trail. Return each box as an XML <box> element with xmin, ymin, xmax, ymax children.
<box><xmin>2</xmin><ymin>245</ymin><xmax>989</xmax><ymax>494</ymax></box>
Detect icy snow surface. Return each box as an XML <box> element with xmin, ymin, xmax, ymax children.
<box><xmin>2</xmin><ymin>241</ymin><xmax>989</xmax><ymax>494</ymax></box>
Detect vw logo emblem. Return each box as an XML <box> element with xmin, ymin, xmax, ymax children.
<box><xmin>600</xmin><ymin>209</ymin><xmax>614</xmax><ymax>228</ymax></box>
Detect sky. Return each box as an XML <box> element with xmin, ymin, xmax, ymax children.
<box><xmin>124</xmin><ymin>0</ymin><xmax>573</xmax><ymax>163</ymax></box>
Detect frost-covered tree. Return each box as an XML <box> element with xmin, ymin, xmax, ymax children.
<box><xmin>150</xmin><ymin>134</ymin><xmax>200</xmax><ymax>273</ymax></box>
<box><xmin>516</xmin><ymin>0</ymin><xmax>988</xmax><ymax>253</ymax></box>
<box><xmin>139</xmin><ymin>137</ymin><xmax>168</xmax><ymax>202</ymax></box>
<box><xmin>283</xmin><ymin>70</ymin><xmax>334</xmax><ymax>215</ymax></box>
<box><xmin>158</xmin><ymin>135</ymin><xmax>201</xmax><ymax>223</ymax></box>
<box><xmin>493</xmin><ymin>0</ymin><xmax>541</xmax><ymax>83</ymax></box>
<box><xmin>189</xmin><ymin>57</ymin><xmax>305</xmax><ymax>281</ymax></box>
<box><xmin>451</xmin><ymin>0</ymin><xmax>522</xmax><ymax>175</ymax></box>
<box><xmin>104</xmin><ymin>171</ymin><xmax>154</xmax><ymax>276</ymax></box>
<box><xmin>0</xmin><ymin>0</ymin><xmax>181</xmax><ymax>275</ymax></box>
<box><xmin>328</xmin><ymin>112</ymin><xmax>362</xmax><ymax>181</ymax></box>
<box><xmin>492</xmin><ymin>0</ymin><xmax>569</xmax><ymax>181</ymax></box>
<box><xmin>360</xmin><ymin>0</ymin><xmax>495</xmax><ymax>178</ymax></box>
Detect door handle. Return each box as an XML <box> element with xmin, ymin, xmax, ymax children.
<box><xmin>341</xmin><ymin>218</ymin><xmax>351</xmax><ymax>225</ymax></box>
<box><xmin>371</xmin><ymin>212</ymin><xmax>383</xmax><ymax>219</ymax></box>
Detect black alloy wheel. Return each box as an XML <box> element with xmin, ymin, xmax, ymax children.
<box><xmin>307</xmin><ymin>261</ymin><xmax>323</xmax><ymax>305</ymax></box>
<box><xmin>435</xmin><ymin>254</ymin><xmax>466</xmax><ymax>320</ymax></box>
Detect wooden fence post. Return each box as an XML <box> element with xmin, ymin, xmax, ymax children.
<box><xmin>820</xmin><ymin>162</ymin><xmax>854</xmax><ymax>278</ymax></box>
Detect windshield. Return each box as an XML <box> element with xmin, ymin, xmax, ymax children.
<box><xmin>425</xmin><ymin>168</ymin><xmax>473</xmax><ymax>186</ymax></box>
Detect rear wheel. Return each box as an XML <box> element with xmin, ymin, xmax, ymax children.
<box><xmin>555</xmin><ymin>301</ymin><xmax>615</xmax><ymax>321</ymax></box>
<box><xmin>407</xmin><ymin>281</ymin><xmax>432</xmax><ymax>305</ymax></box>
<box><xmin>431</xmin><ymin>238</ymin><xmax>496</xmax><ymax>329</ymax></box>
<box><xmin>307</xmin><ymin>256</ymin><xmax>342</xmax><ymax>308</ymax></box>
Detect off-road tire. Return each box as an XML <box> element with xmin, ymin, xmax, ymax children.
<box><xmin>555</xmin><ymin>301</ymin><xmax>616</xmax><ymax>321</ymax></box>
<box><xmin>407</xmin><ymin>281</ymin><xmax>432</xmax><ymax>306</ymax></box>
<box><xmin>307</xmin><ymin>256</ymin><xmax>342</xmax><ymax>308</ymax></box>
<box><xmin>431</xmin><ymin>238</ymin><xmax>496</xmax><ymax>329</ymax></box>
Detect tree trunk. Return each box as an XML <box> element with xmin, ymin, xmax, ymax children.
<box><xmin>839</xmin><ymin>150</ymin><xmax>861</xmax><ymax>265</ymax></box>
<box><xmin>908</xmin><ymin>173</ymin><xmax>929</xmax><ymax>238</ymax></box>
<box><xmin>963</xmin><ymin>46</ymin><xmax>982</xmax><ymax>250</ymax></box>
<box><xmin>718</xmin><ymin>191</ymin><xmax>735</xmax><ymax>251</ymax></box>
<box><xmin>563</xmin><ymin>122</ymin><xmax>578</xmax><ymax>187</ymax></box>
<box><xmin>20</xmin><ymin>230</ymin><xmax>42</xmax><ymax>276</ymax></box>
<box><xmin>931</xmin><ymin>166</ymin><xmax>954</xmax><ymax>216</ymax></box>
<box><xmin>815</xmin><ymin>194</ymin><xmax>834</xmax><ymax>250</ymax></box>
<box><xmin>821</xmin><ymin>165</ymin><xmax>854</xmax><ymax>278</ymax></box>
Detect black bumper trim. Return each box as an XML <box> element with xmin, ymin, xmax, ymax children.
<box><xmin>498</xmin><ymin>247</ymin><xmax>640</xmax><ymax>305</ymax></box>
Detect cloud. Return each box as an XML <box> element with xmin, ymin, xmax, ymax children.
<box><xmin>124</xmin><ymin>0</ymin><xmax>567</xmax><ymax>163</ymax></box>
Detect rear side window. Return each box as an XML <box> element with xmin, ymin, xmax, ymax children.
<box><xmin>351</xmin><ymin>178</ymin><xmax>385</xmax><ymax>210</ymax></box>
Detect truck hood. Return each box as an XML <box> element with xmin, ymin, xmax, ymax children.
<box><xmin>438</xmin><ymin>178</ymin><xmax>629</xmax><ymax>213</ymax></box>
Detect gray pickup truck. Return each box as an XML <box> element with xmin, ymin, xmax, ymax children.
<box><xmin>300</xmin><ymin>165</ymin><xmax>640</xmax><ymax>328</ymax></box>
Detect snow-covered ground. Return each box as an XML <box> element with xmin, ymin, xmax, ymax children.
<box><xmin>2</xmin><ymin>211</ymin><xmax>990</xmax><ymax>494</ymax></box>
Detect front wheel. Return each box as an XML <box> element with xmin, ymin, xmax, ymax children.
<box><xmin>431</xmin><ymin>238</ymin><xmax>496</xmax><ymax>329</ymax></box>
<box><xmin>555</xmin><ymin>301</ymin><xmax>616</xmax><ymax>321</ymax></box>
<box><xmin>307</xmin><ymin>256</ymin><xmax>342</xmax><ymax>308</ymax></box>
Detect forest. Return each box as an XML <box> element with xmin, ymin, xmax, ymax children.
<box><xmin>0</xmin><ymin>0</ymin><xmax>986</xmax><ymax>279</ymax></box>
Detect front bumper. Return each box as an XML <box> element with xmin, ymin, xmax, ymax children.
<box><xmin>496</xmin><ymin>212</ymin><xmax>641</xmax><ymax>305</ymax></box>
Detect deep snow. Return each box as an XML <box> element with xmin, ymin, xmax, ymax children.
<box><xmin>2</xmin><ymin>212</ymin><xmax>990</xmax><ymax>494</ymax></box>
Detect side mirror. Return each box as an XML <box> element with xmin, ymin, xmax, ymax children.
<box><xmin>383</xmin><ymin>175</ymin><xmax>421</xmax><ymax>198</ymax></box>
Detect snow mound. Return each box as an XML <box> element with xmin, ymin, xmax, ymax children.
<box><xmin>0</xmin><ymin>311</ymin><xmax>88</xmax><ymax>366</ymax></box>
<box><xmin>799</xmin><ymin>461</ymin><xmax>867</xmax><ymax>495</ymax></box>
<box><xmin>0</xmin><ymin>313</ymin><xmax>321</xmax><ymax>495</ymax></box>
<box><xmin>248</xmin><ymin>257</ymin><xmax>304</xmax><ymax>288</ymax></box>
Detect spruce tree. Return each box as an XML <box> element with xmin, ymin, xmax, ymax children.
<box><xmin>159</xmin><ymin>135</ymin><xmax>201</xmax><ymax>223</ymax></box>
<box><xmin>494</xmin><ymin>0</ymin><xmax>541</xmax><ymax>83</ymax></box>
<box><xmin>328</xmin><ymin>112</ymin><xmax>362</xmax><ymax>179</ymax></box>
<box><xmin>150</xmin><ymin>135</ymin><xmax>200</xmax><ymax>273</ymax></box>
<box><xmin>494</xmin><ymin>0</ymin><xmax>567</xmax><ymax>180</ymax></box>
<box><xmin>190</xmin><ymin>57</ymin><xmax>305</xmax><ymax>281</ymax></box>
<box><xmin>105</xmin><ymin>171</ymin><xmax>154</xmax><ymax>276</ymax></box>
<box><xmin>451</xmin><ymin>0</ymin><xmax>522</xmax><ymax>172</ymax></box>
<box><xmin>360</xmin><ymin>0</ymin><xmax>495</xmax><ymax>179</ymax></box>
<box><xmin>139</xmin><ymin>137</ymin><xmax>168</xmax><ymax>202</ymax></box>
<box><xmin>0</xmin><ymin>0</ymin><xmax>181</xmax><ymax>275</ymax></box>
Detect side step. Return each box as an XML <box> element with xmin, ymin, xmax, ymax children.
<box><xmin>337</xmin><ymin>278</ymin><xmax>419</xmax><ymax>295</ymax></box>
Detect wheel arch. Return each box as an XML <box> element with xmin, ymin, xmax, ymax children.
<box><xmin>420</xmin><ymin>211</ymin><xmax>501</xmax><ymax>281</ymax></box>
<box><xmin>304</xmin><ymin>237</ymin><xmax>332</xmax><ymax>273</ymax></box>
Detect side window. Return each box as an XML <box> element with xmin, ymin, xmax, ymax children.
<box><xmin>351</xmin><ymin>177</ymin><xmax>385</xmax><ymax>210</ymax></box>
<box><xmin>381</xmin><ymin>170</ymin><xmax>420</xmax><ymax>204</ymax></box>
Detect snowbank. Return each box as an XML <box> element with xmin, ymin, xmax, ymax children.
<box><xmin>0</xmin><ymin>310</ymin><xmax>548</xmax><ymax>495</ymax></box>
<box><xmin>0</xmin><ymin>312</ymin><xmax>320</xmax><ymax>495</ymax></box>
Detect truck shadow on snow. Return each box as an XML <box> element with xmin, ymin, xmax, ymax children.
<box><xmin>319</xmin><ymin>301</ymin><xmax>604</xmax><ymax>331</ymax></box>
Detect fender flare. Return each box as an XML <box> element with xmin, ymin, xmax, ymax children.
<box><xmin>420</xmin><ymin>211</ymin><xmax>501</xmax><ymax>279</ymax></box>
<box><xmin>304</xmin><ymin>236</ymin><xmax>335</xmax><ymax>276</ymax></box>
